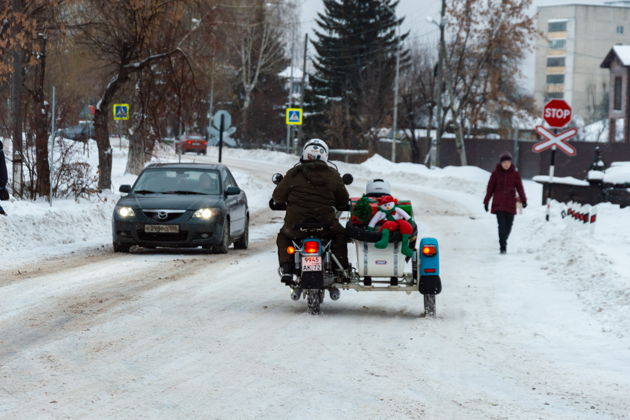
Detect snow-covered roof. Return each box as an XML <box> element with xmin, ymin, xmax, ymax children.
<box><xmin>600</xmin><ymin>45</ymin><xmax>630</xmax><ymax>68</ymax></box>
<box><xmin>533</xmin><ymin>175</ymin><xmax>590</xmax><ymax>186</ymax></box>
<box><xmin>278</xmin><ymin>66</ymin><xmax>304</xmax><ymax>79</ymax></box>
<box><xmin>604</xmin><ymin>161</ymin><xmax>630</xmax><ymax>184</ymax></box>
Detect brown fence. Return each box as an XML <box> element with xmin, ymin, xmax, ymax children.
<box><xmin>367</xmin><ymin>138</ymin><xmax>630</xmax><ymax>180</ymax></box>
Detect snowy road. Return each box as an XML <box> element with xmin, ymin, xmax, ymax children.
<box><xmin>1</xmin><ymin>148</ymin><xmax>629</xmax><ymax>419</ymax></box>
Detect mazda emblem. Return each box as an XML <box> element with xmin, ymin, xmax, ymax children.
<box><xmin>157</xmin><ymin>211</ymin><xmax>168</xmax><ymax>220</ymax></box>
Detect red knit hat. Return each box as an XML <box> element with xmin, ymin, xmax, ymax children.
<box><xmin>377</xmin><ymin>195</ymin><xmax>396</xmax><ymax>205</ymax></box>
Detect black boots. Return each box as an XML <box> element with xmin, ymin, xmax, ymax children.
<box><xmin>280</xmin><ymin>263</ymin><xmax>294</xmax><ymax>286</ymax></box>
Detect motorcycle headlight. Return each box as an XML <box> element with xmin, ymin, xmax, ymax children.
<box><xmin>193</xmin><ymin>208</ymin><xmax>217</xmax><ymax>220</ymax></box>
<box><xmin>117</xmin><ymin>207</ymin><xmax>135</xmax><ymax>218</ymax></box>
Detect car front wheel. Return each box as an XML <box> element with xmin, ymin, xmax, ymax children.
<box><xmin>214</xmin><ymin>220</ymin><xmax>230</xmax><ymax>254</ymax></box>
<box><xmin>234</xmin><ymin>216</ymin><xmax>249</xmax><ymax>250</ymax></box>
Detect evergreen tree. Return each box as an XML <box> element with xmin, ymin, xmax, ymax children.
<box><xmin>305</xmin><ymin>0</ymin><xmax>408</xmax><ymax>148</ymax></box>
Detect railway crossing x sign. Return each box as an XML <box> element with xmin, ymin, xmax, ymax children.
<box><xmin>532</xmin><ymin>125</ymin><xmax>577</xmax><ymax>156</ymax></box>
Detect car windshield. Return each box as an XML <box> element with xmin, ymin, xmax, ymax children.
<box><xmin>132</xmin><ymin>168</ymin><xmax>221</xmax><ymax>195</ymax></box>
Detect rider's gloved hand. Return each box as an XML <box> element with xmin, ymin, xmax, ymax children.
<box><xmin>484</xmin><ymin>202</ymin><xmax>489</xmax><ymax>212</ymax></box>
<box><xmin>522</xmin><ymin>201</ymin><xmax>527</xmax><ymax>208</ymax></box>
<box><xmin>366</xmin><ymin>226</ymin><xmax>375</xmax><ymax>232</ymax></box>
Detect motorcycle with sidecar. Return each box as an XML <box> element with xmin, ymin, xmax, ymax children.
<box><xmin>270</xmin><ymin>173</ymin><xmax>442</xmax><ymax>316</ymax></box>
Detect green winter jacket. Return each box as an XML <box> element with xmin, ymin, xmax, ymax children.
<box><xmin>272</xmin><ymin>160</ymin><xmax>349</xmax><ymax>227</ymax></box>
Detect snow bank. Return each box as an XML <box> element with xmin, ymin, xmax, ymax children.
<box><xmin>517</xmin><ymin>201</ymin><xmax>630</xmax><ymax>337</ymax></box>
<box><xmin>355</xmin><ymin>153</ymin><xmax>490</xmax><ymax>197</ymax></box>
<box><xmin>0</xmin><ymin>196</ymin><xmax>116</xmax><ymax>264</ymax></box>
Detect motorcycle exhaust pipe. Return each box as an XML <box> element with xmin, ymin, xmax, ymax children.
<box><xmin>291</xmin><ymin>288</ymin><xmax>302</xmax><ymax>301</ymax></box>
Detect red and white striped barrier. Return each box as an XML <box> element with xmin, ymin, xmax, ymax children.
<box><xmin>562</xmin><ymin>201</ymin><xmax>598</xmax><ymax>234</ymax></box>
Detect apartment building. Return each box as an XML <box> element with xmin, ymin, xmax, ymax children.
<box><xmin>534</xmin><ymin>3</ymin><xmax>630</xmax><ymax>122</ymax></box>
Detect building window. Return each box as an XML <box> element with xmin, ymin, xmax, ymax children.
<box><xmin>548</xmin><ymin>39</ymin><xmax>567</xmax><ymax>49</ymax></box>
<box><xmin>546</xmin><ymin>57</ymin><xmax>566</xmax><ymax>67</ymax></box>
<box><xmin>548</xmin><ymin>21</ymin><xmax>567</xmax><ymax>32</ymax></box>
<box><xmin>614</xmin><ymin>76</ymin><xmax>623</xmax><ymax>110</ymax></box>
<box><xmin>617</xmin><ymin>25</ymin><xmax>624</xmax><ymax>34</ymax></box>
<box><xmin>546</xmin><ymin>74</ymin><xmax>565</xmax><ymax>84</ymax></box>
<box><xmin>545</xmin><ymin>93</ymin><xmax>564</xmax><ymax>101</ymax></box>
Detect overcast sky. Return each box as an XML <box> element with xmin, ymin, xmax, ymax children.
<box><xmin>297</xmin><ymin>0</ymin><xmax>621</xmax><ymax>92</ymax></box>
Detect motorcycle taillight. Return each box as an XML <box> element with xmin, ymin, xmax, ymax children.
<box><xmin>304</xmin><ymin>241</ymin><xmax>319</xmax><ymax>254</ymax></box>
<box><xmin>422</xmin><ymin>245</ymin><xmax>437</xmax><ymax>257</ymax></box>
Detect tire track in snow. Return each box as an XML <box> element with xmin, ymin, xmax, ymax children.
<box><xmin>0</xmin><ymin>234</ymin><xmax>275</xmax><ymax>365</ymax></box>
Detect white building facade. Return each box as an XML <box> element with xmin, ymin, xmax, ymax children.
<box><xmin>534</xmin><ymin>3</ymin><xmax>630</xmax><ymax>122</ymax></box>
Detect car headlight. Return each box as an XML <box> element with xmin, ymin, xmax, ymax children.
<box><xmin>117</xmin><ymin>207</ymin><xmax>135</xmax><ymax>218</ymax></box>
<box><xmin>193</xmin><ymin>208</ymin><xmax>217</xmax><ymax>219</ymax></box>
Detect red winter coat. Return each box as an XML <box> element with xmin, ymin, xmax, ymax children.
<box><xmin>484</xmin><ymin>164</ymin><xmax>527</xmax><ymax>214</ymax></box>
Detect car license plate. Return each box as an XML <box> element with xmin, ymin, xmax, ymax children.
<box><xmin>144</xmin><ymin>224</ymin><xmax>179</xmax><ymax>233</ymax></box>
<box><xmin>302</xmin><ymin>256</ymin><xmax>322</xmax><ymax>271</ymax></box>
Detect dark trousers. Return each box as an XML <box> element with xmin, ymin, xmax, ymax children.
<box><xmin>496</xmin><ymin>211</ymin><xmax>515</xmax><ymax>251</ymax></box>
<box><xmin>277</xmin><ymin>223</ymin><xmax>349</xmax><ymax>268</ymax></box>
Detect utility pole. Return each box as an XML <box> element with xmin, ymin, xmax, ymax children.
<box><xmin>297</xmin><ymin>33</ymin><xmax>309</xmax><ymax>146</ymax></box>
<box><xmin>391</xmin><ymin>17</ymin><xmax>401</xmax><ymax>163</ymax></box>
<box><xmin>431</xmin><ymin>0</ymin><xmax>446</xmax><ymax>168</ymax></box>
<box><xmin>381</xmin><ymin>1</ymin><xmax>401</xmax><ymax>163</ymax></box>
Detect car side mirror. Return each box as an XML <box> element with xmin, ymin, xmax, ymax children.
<box><xmin>225</xmin><ymin>186</ymin><xmax>241</xmax><ymax>196</ymax></box>
<box><xmin>119</xmin><ymin>184</ymin><xmax>131</xmax><ymax>193</ymax></box>
<box><xmin>342</xmin><ymin>173</ymin><xmax>353</xmax><ymax>185</ymax></box>
<box><xmin>272</xmin><ymin>173</ymin><xmax>283</xmax><ymax>185</ymax></box>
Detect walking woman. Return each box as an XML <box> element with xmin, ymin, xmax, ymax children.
<box><xmin>483</xmin><ymin>152</ymin><xmax>527</xmax><ymax>254</ymax></box>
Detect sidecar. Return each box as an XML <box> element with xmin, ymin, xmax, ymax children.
<box><xmin>334</xmin><ymin>197</ymin><xmax>442</xmax><ymax>316</ymax></box>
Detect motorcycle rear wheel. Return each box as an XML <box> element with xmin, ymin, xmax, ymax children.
<box><xmin>306</xmin><ymin>290</ymin><xmax>323</xmax><ymax>315</ymax></box>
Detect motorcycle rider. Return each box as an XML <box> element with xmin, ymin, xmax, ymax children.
<box><xmin>272</xmin><ymin>138</ymin><xmax>350</xmax><ymax>285</ymax></box>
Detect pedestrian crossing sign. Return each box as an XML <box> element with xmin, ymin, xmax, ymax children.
<box><xmin>113</xmin><ymin>104</ymin><xmax>130</xmax><ymax>120</ymax></box>
<box><xmin>286</xmin><ymin>108</ymin><xmax>303</xmax><ymax>125</ymax></box>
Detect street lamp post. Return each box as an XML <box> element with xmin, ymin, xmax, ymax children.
<box><xmin>381</xmin><ymin>1</ymin><xmax>401</xmax><ymax>163</ymax></box>
<box><xmin>392</xmin><ymin>23</ymin><xmax>400</xmax><ymax>163</ymax></box>
<box><xmin>428</xmin><ymin>0</ymin><xmax>446</xmax><ymax>168</ymax></box>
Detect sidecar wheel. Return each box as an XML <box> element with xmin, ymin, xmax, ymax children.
<box><xmin>423</xmin><ymin>294</ymin><xmax>436</xmax><ymax>317</ymax></box>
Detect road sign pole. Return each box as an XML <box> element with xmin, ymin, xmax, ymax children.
<box><xmin>546</xmin><ymin>144</ymin><xmax>557</xmax><ymax>222</ymax></box>
<box><xmin>219</xmin><ymin>114</ymin><xmax>224</xmax><ymax>163</ymax></box>
<box><xmin>286</xmin><ymin>125</ymin><xmax>290</xmax><ymax>153</ymax></box>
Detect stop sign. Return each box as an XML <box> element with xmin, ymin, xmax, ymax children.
<box><xmin>543</xmin><ymin>99</ymin><xmax>572</xmax><ymax>128</ymax></box>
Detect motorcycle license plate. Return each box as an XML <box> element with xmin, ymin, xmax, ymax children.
<box><xmin>145</xmin><ymin>224</ymin><xmax>179</xmax><ymax>233</ymax></box>
<box><xmin>302</xmin><ymin>256</ymin><xmax>322</xmax><ymax>271</ymax></box>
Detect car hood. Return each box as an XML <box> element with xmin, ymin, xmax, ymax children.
<box><xmin>117</xmin><ymin>194</ymin><xmax>224</xmax><ymax>211</ymax></box>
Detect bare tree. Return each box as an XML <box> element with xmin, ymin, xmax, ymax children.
<box><xmin>228</xmin><ymin>0</ymin><xmax>286</xmax><ymax>140</ymax></box>
<box><xmin>1</xmin><ymin>0</ymin><xmax>62</xmax><ymax>198</ymax></box>
<box><xmin>399</xmin><ymin>43</ymin><xmax>436</xmax><ymax>163</ymax></box>
<box><xmin>442</xmin><ymin>0</ymin><xmax>536</xmax><ymax>164</ymax></box>
<box><xmin>72</xmin><ymin>0</ymin><xmax>198</xmax><ymax>190</ymax></box>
